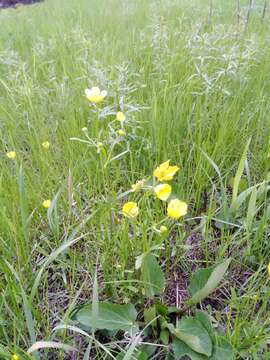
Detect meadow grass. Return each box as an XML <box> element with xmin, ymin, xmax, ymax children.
<box><xmin>0</xmin><ymin>0</ymin><xmax>270</xmax><ymax>358</ymax></box>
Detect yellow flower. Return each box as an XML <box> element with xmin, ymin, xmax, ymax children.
<box><xmin>118</xmin><ymin>129</ymin><xmax>126</xmax><ymax>136</ymax></box>
<box><xmin>160</xmin><ymin>225</ymin><xmax>168</xmax><ymax>234</ymax></box>
<box><xmin>85</xmin><ymin>87</ymin><xmax>107</xmax><ymax>103</ymax></box>
<box><xmin>167</xmin><ymin>199</ymin><xmax>187</xmax><ymax>219</ymax></box>
<box><xmin>116</xmin><ymin>111</ymin><xmax>126</xmax><ymax>122</ymax></box>
<box><xmin>42</xmin><ymin>141</ymin><xmax>50</xmax><ymax>150</ymax></box>
<box><xmin>131</xmin><ymin>180</ymin><xmax>145</xmax><ymax>192</ymax></box>
<box><xmin>153</xmin><ymin>160</ymin><xmax>179</xmax><ymax>182</ymax></box>
<box><xmin>6</xmin><ymin>151</ymin><xmax>16</xmax><ymax>159</ymax></box>
<box><xmin>154</xmin><ymin>183</ymin><xmax>172</xmax><ymax>201</ymax></box>
<box><xmin>268</xmin><ymin>262</ymin><xmax>270</xmax><ymax>277</ymax></box>
<box><xmin>12</xmin><ymin>355</ymin><xmax>20</xmax><ymax>360</ymax></box>
<box><xmin>122</xmin><ymin>201</ymin><xmax>139</xmax><ymax>218</ymax></box>
<box><xmin>42</xmin><ymin>199</ymin><xmax>52</xmax><ymax>209</ymax></box>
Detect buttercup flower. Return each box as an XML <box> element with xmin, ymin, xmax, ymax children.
<box><xmin>154</xmin><ymin>183</ymin><xmax>172</xmax><ymax>201</ymax></box>
<box><xmin>85</xmin><ymin>87</ymin><xmax>107</xmax><ymax>103</ymax></box>
<box><xmin>116</xmin><ymin>111</ymin><xmax>126</xmax><ymax>122</ymax></box>
<box><xmin>42</xmin><ymin>141</ymin><xmax>50</xmax><ymax>150</ymax></box>
<box><xmin>268</xmin><ymin>262</ymin><xmax>270</xmax><ymax>277</ymax></box>
<box><xmin>6</xmin><ymin>151</ymin><xmax>16</xmax><ymax>159</ymax></box>
<box><xmin>42</xmin><ymin>199</ymin><xmax>52</xmax><ymax>209</ymax></box>
<box><xmin>12</xmin><ymin>355</ymin><xmax>19</xmax><ymax>360</ymax></box>
<box><xmin>131</xmin><ymin>180</ymin><xmax>145</xmax><ymax>192</ymax></box>
<box><xmin>160</xmin><ymin>225</ymin><xmax>168</xmax><ymax>234</ymax></box>
<box><xmin>167</xmin><ymin>199</ymin><xmax>187</xmax><ymax>219</ymax></box>
<box><xmin>118</xmin><ymin>129</ymin><xmax>126</xmax><ymax>136</ymax></box>
<box><xmin>122</xmin><ymin>201</ymin><xmax>139</xmax><ymax>218</ymax></box>
<box><xmin>153</xmin><ymin>160</ymin><xmax>179</xmax><ymax>182</ymax></box>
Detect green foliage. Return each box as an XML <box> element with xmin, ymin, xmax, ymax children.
<box><xmin>187</xmin><ymin>259</ymin><xmax>231</xmax><ymax>305</ymax></box>
<box><xmin>141</xmin><ymin>253</ymin><xmax>165</xmax><ymax>298</ymax></box>
<box><xmin>170</xmin><ymin>317</ymin><xmax>213</xmax><ymax>356</ymax></box>
<box><xmin>0</xmin><ymin>0</ymin><xmax>270</xmax><ymax>358</ymax></box>
<box><xmin>73</xmin><ymin>259</ymin><xmax>232</xmax><ymax>358</ymax></box>
<box><xmin>74</xmin><ymin>302</ymin><xmax>138</xmax><ymax>333</ymax></box>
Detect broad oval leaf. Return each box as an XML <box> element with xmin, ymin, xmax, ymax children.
<box><xmin>172</xmin><ymin>317</ymin><xmax>213</xmax><ymax>356</ymax></box>
<box><xmin>187</xmin><ymin>259</ymin><xmax>231</xmax><ymax>305</ymax></box>
<box><xmin>141</xmin><ymin>253</ymin><xmax>165</xmax><ymax>298</ymax></box>
<box><xmin>210</xmin><ymin>335</ymin><xmax>234</xmax><ymax>360</ymax></box>
<box><xmin>74</xmin><ymin>302</ymin><xmax>138</xmax><ymax>333</ymax></box>
<box><xmin>172</xmin><ymin>338</ymin><xmax>207</xmax><ymax>360</ymax></box>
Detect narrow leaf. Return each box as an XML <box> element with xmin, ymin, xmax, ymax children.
<box><xmin>232</xmin><ymin>138</ymin><xmax>251</xmax><ymax>205</ymax></box>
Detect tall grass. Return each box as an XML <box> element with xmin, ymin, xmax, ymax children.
<box><xmin>0</xmin><ymin>0</ymin><xmax>270</xmax><ymax>358</ymax></box>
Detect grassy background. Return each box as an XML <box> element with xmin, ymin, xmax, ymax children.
<box><xmin>0</xmin><ymin>0</ymin><xmax>270</xmax><ymax>358</ymax></box>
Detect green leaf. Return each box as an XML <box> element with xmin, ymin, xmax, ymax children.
<box><xmin>160</xmin><ymin>329</ymin><xmax>169</xmax><ymax>345</ymax></box>
<box><xmin>116</xmin><ymin>345</ymin><xmax>155</xmax><ymax>360</ymax></box>
<box><xmin>172</xmin><ymin>338</ymin><xmax>207</xmax><ymax>360</ymax></box>
<box><xmin>194</xmin><ymin>311</ymin><xmax>214</xmax><ymax>336</ymax></box>
<box><xmin>74</xmin><ymin>302</ymin><xmax>138</xmax><ymax>333</ymax></box>
<box><xmin>141</xmin><ymin>253</ymin><xmax>165</xmax><ymax>298</ymax></box>
<box><xmin>246</xmin><ymin>186</ymin><xmax>257</xmax><ymax>232</ymax></box>
<box><xmin>231</xmin><ymin>138</ymin><xmax>251</xmax><ymax>205</ymax></box>
<box><xmin>155</xmin><ymin>301</ymin><xmax>168</xmax><ymax>316</ymax></box>
<box><xmin>187</xmin><ymin>259</ymin><xmax>231</xmax><ymax>305</ymax></box>
<box><xmin>210</xmin><ymin>335</ymin><xmax>234</xmax><ymax>360</ymax></box>
<box><xmin>172</xmin><ymin>317</ymin><xmax>213</xmax><ymax>356</ymax></box>
<box><xmin>144</xmin><ymin>307</ymin><xmax>157</xmax><ymax>328</ymax></box>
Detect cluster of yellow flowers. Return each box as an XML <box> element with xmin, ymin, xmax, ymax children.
<box><xmin>122</xmin><ymin>160</ymin><xmax>188</xmax><ymax>221</ymax></box>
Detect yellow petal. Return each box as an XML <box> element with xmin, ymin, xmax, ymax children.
<box><xmin>122</xmin><ymin>201</ymin><xmax>139</xmax><ymax>218</ymax></box>
<box><xmin>42</xmin><ymin>199</ymin><xmax>52</xmax><ymax>209</ymax></box>
<box><xmin>154</xmin><ymin>183</ymin><xmax>172</xmax><ymax>201</ymax></box>
<box><xmin>116</xmin><ymin>111</ymin><xmax>126</xmax><ymax>122</ymax></box>
<box><xmin>6</xmin><ymin>151</ymin><xmax>16</xmax><ymax>159</ymax></box>
<box><xmin>85</xmin><ymin>87</ymin><xmax>107</xmax><ymax>103</ymax></box>
<box><xmin>167</xmin><ymin>199</ymin><xmax>187</xmax><ymax>219</ymax></box>
<box><xmin>131</xmin><ymin>179</ymin><xmax>145</xmax><ymax>192</ymax></box>
<box><xmin>42</xmin><ymin>141</ymin><xmax>50</xmax><ymax>150</ymax></box>
<box><xmin>153</xmin><ymin>160</ymin><xmax>179</xmax><ymax>181</ymax></box>
<box><xmin>118</xmin><ymin>129</ymin><xmax>126</xmax><ymax>136</ymax></box>
<box><xmin>268</xmin><ymin>262</ymin><xmax>270</xmax><ymax>277</ymax></box>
